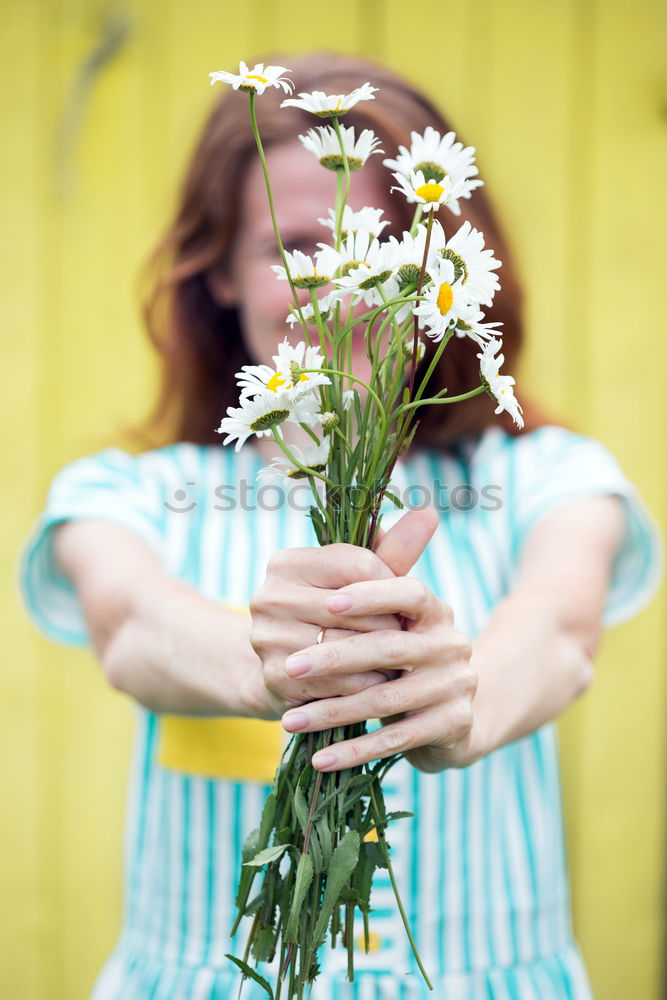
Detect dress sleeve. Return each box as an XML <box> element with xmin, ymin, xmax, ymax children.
<box><xmin>509</xmin><ymin>426</ymin><xmax>663</xmax><ymax>627</ymax></box>
<box><xmin>18</xmin><ymin>448</ymin><xmax>165</xmax><ymax>647</ymax></box>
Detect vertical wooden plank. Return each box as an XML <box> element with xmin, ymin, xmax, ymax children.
<box><xmin>254</xmin><ymin>0</ymin><xmax>364</xmax><ymax>57</ymax></box>
<box><xmin>483</xmin><ymin>0</ymin><xmax>582</xmax><ymax>418</ymax></box>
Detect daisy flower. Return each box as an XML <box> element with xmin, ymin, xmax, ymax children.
<box><xmin>271</xmin><ymin>246</ymin><xmax>341</xmax><ymax>289</ymax></box>
<box><xmin>387</xmin><ymin>222</ymin><xmax>444</xmax><ymax>292</ymax></box>
<box><xmin>438</xmin><ymin>220</ymin><xmax>501</xmax><ymax>307</ymax></box>
<box><xmin>384</xmin><ymin>127</ymin><xmax>483</xmax><ymax>215</ymax></box>
<box><xmin>237</xmin><ymin>339</ymin><xmax>330</xmax><ymax>400</ymax></box>
<box><xmin>332</xmin><ymin>235</ymin><xmax>401</xmax><ymax>306</ymax></box>
<box><xmin>477</xmin><ymin>339</ymin><xmax>524</xmax><ymax>427</ymax></box>
<box><xmin>259</xmin><ymin>439</ymin><xmax>331</xmax><ymax>483</ymax></box>
<box><xmin>281</xmin><ymin>82</ymin><xmax>377</xmax><ymax>117</ymax></box>
<box><xmin>286</xmin><ymin>292</ymin><xmax>334</xmax><ymax>328</ymax></box>
<box><xmin>299</xmin><ymin>125</ymin><xmax>383</xmax><ymax>172</ymax></box>
<box><xmin>454</xmin><ymin>303</ymin><xmax>503</xmax><ymax>345</ymax></box>
<box><xmin>319</xmin><ymin>206</ymin><xmax>390</xmax><ymax>241</ymax></box>
<box><xmin>391</xmin><ymin>169</ymin><xmax>452</xmax><ymax>213</ymax></box>
<box><xmin>401</xmin><ymin>331</ymin><xmax>426</xmax><ymax>362</ymax></box>
<box><xmin>217</xmin><ymin>389</ymin><xmax>322</xmax><ymax>452</ymax></box>
<box><xmin>208</xmin><ymin>61</ymin><xmax>293</xmax><ymax>95</ymax></box>
<box><xmin>413</xmin><ymin>258</ymin><xmax>469</xmax><ymax>341</ymax></box>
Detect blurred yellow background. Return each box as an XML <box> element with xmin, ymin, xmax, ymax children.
<box><xmin>2</xmin><ymin>0</ymin><xmax>666</xmax><ymax>997</ymax></box>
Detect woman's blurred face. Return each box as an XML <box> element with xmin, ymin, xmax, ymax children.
<box><xmin>218</xmin><ymin>141</ymin><xmax>402</xmax><ymax>383</ymax></box>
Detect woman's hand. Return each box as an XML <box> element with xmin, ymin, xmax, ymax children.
<box><xmin>249</xmin><ymin>509</ymin><xmax>441</xmax><ymax>719</ymax></box>
<box><xmin>279</xmin><ymin>570</ymin><xmax>481</xmax><ymax>774</ymax></box>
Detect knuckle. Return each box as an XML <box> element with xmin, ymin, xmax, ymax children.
<box><xmin>330</xmin><ymin>543</ymin><xmax>384</xmax><ymax>581</ymax></box>
<box><xmin>381</xmin><ymin>724</ymin><xmax>411</xmax><ymax>753</ymax></box>
<box><xmin>249</xmin><ymin>583</ymin><xmax>283</xmax><ymax>618</ymax></box>
<box><xmin>382</xmin><ymin>633</ymin><xmax>406</xmax><ymax>664</ymax></box>
<box><xmin>441</xmin><ymin>602</ymin><xmax>455</xmax><ymax>625</ymax></box>
<box><xmin>407</xmin><ymin>577</ymin><xmax>428</xmax><ymax>605</ymax></box>
<box><xmin>318</xmin><ymin>701</ymin><xmax>340</xmax><ymax>727</ymax></box>
<box><xmin>320</xmin><ymin>643</ymin><xmax>341</xmax><ymax>673</ymax></box>
<box><xmin>451</xmin><ymin>702</ymin><xmax>474</xmax><ymax>739</ymax></box>
<box><xmin>249</xmin><ymin>583</ymin><xmax>269</xmax><ymax>615</ymax></box>
<box><xmin>451</xmin><ymin>630</ymin><xmax>473</xmax><ymax>661</ymax></box>
<box><xmin>577</xmin><ymin>660</ymin><xmax>594</xmax><ymax>696</ymax></box>
<box><xmin>266</xmin><ymin>548</ymin><xmax>289</xmax><ymax>574</ymax></box>
<box><xmin>460</xmin><ymin>665</ymin><xmax>479</xmax><ymax>697</ymax></box>
<box><xmin>375</xmin><ymin>683</ymin><xmax>404</xmax><ymax>717</ymax></box>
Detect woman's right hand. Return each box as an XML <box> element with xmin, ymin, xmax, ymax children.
<box><xmin>249</xmin><ymin>509</ymin><xmax>439</xmax><ymax>717</ymax></box>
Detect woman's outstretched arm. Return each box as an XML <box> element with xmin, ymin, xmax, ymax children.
<box><xmin>53</xmin><ymin>519</ymin><xmax>275</xmax><ymax>718</ymax></box>
<box><xmin>53</xmin><ymin>517</ymin><xmax>408</xmax><ymax>720</ymax></box>
<box><xmin>460</xmin><ymin>493</ymin><xmax>625</xmax><ymax>764</ymax></box>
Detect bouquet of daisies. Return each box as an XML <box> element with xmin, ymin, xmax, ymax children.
<box><xmin>209</xmin><ymin>61</ymin><xmax>523</xmax><ymax>1000</ymax></box>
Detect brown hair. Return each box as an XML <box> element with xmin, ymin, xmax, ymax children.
<box><xmin>138</xmin><ymin>52</ymin><xmax>546</xmax><ymax>450</ymax></box>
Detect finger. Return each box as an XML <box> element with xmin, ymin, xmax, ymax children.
<box><xmin>284</xmin><ymin>628</ymin><xmax>432</xmax><ymax>679</ymax></box>
<box><xmin>308</xmin><ymin>703</ymin><xmax>473</xmax><ymax>771</ymax></box>
<box><xmin>326</xmin><ymin>577</ymin><xmax>449</xmax><ymax>626</ymax></box>
<box><xmin>266</xmin><ymin>543</ymin><xmax>395</xmax><ymax>589</ymax></box>
<box><xmin>373</xmin><ymin>507</ymin><xmax>439</xmax><ymax>577</ymax></box>
<box><xmin>251</xmin><ymin>582</ymin><xmax>401</xmax><ymax>634</ymax></box>
<box><xmin>307</xmin><ymin>710</ymin><xmax>428</xmax><ymax>771</ymax></box>
<box><xmin>284</xmin><ymin>668</ymin><xmax>396</xmax><ymax>706</ymax></box>
<box><xmin>282</xmin><ymin>674</ymin><xmax>430</xmax><ymax>732</ymax></box>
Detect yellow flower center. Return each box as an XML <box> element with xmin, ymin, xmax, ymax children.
<box><xmin>266</xmin><ymin>371</ymin><xmax>286</xmax><ymax>392</ymax></box>
<box><xmin>415</xmin><ymin>181</ymin><xmax>444</xmax><ymax>203</ymax></box>
<box><xmin>436</xmin><ymin>282</ymin><xmax>454</xmax><ymax>315</ymax></box>
<box><xmin>247</xmin><ymin>74</ymin><xmax>268</xmax><ymax>84</ymax></box>
<box><xmin>363</xmin><ymin>827</ymin><xmax>379</xmax><ymax>843</ymax></box>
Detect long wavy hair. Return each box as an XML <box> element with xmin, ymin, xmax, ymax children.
<box><xmin>137</xmin><ymin>52</ymin><xmax>545</xmax><ymax>450</ymax></box>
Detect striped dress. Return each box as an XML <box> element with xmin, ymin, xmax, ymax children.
<box><xmin>19</xmin><ymin>425</ymin><xmax>662</xmax><ymax>1000</ymax></box>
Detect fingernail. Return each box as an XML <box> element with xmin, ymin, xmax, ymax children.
<box><xmin>312</xmin><ymin>750</ymin><xmax>337</xmax><ymax>770</ymax></box>
<box><xmin>327</xmin><ymin>594</ymin><xmax>353</xmax><ymax>613</ymax></box>
<box><xmin>282</xmin><ymin>711</ymin><xmax>309</xmax><ymax>731</ymax></box>
<box><xmin>285</xmin><ymin>654</ymin><xmax>313</xmax><ymax>677</ymax></box>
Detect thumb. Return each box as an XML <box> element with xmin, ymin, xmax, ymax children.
<box><xmin>373</xmin><ymin>507</ymin><xmax>439</xmax><ymax>577</ymax></box>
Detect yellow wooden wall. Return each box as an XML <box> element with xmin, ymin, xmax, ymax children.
<box><xmin>3</xmin><ymin>1</ymin><xmax>665</xmax><ymax>997</ymax></box>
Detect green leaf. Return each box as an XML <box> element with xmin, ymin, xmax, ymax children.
<box><xmin>241</xmin><ymin>826</ymin><xmax>261</xmax><ymax>864</ymax></box>
<box><xmin>293</xmin><ymin>784</ymin><xmax>310</xmax><ymax>836</ymax></box>
<box><xmin>308</xmin><ymin>506</ymin><xmax>328</xmax><ymax>545</ymax></box>
<box><xmin>308</xmin><ymin>824</ymin><xmax>323</xmax><ymax>874</ymax></box>
<box><xmin>232</xmin><ymin>825</ymin><xmax>262</xmax><ymax>929</ymax></box>
<box><xmin>243</xmin><ymin>843</ymin><xmax>290</xmax><ymax>868</ymax></box>
<box><xmin>383</xmin><ymin>491</ymin><xmax>405</xmax><ymax>510</ymax></box>
<box><xmin>353</xmin><ymin>389</ymin><xmax>363</xmax><ymax>429</ymax></box>
<box><xmin>316</xmin><ymin>818</ymin><xmax>333</xmax><ymax>867</ymax></box>
<box><xmin>258</xmin><ymin>792</ymin><xmax>276</xmax><ymax>847</ymax></box>
<box><xmin>312</xmin><ymin>830</ymin><xmax>361</xmax><ymax>947</ymax></box>
<box><xmin>225</xmin><ymin>955</ymin><xmax>274</xmax><ymax>1000</ymax></box>
<box><xmin>385</xmin><ymin>810</ymin><xmax>414</xmax><ymax>822</ymax></box>
<box><xmin>252</xmin><ymin>924</ymin><xmax>279</xmax><ymax>963</ymax></box>
<box><xmin>285</xmin><ymin>852</ymin><xmax>314</xmax><ymax>943</ymax></box>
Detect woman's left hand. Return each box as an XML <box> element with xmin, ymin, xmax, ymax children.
<box><xmin>281</xmin><ymin>575</ymin><xmax>484</xmax><ymax>773</ymax></box>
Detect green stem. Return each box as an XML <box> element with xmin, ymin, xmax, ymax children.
<box><xmin>298</xmin><ymin>367</ymin><xmax>386</xmax><ymax>426</ymax></box>
<box><xmin>367</xmin><ymin>778</ymin><xmax>433</xmax><ymax>990</ymax></box>
<box><xmin>248</xmin><ymin>91</ymin><xmax>308</xmax><ymax>337</ymax></box>
<box><xmin>270</xmin><ymin>428</ymin><xmax>336</xmax><ymax>488</ymax></box>
<box><xmin>397</xmin><ymin>383</ymin><xmax>486</xmax><ymax>414</ymax></box>
<box><xmin>331</xmin><ymin>117</ymin><xmax>352</xmax><ymax>217</ymax></box>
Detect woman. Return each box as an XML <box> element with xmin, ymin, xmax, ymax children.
<box><xmin>19</xmin><ymin>53</ymin><xmax>661</xmax><ymax>999</ymax></box>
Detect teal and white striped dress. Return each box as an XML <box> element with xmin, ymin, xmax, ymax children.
<box><xmin>20</xmin><ymin>425</ymin><xmax>662</xmax><ymax>1000</ymax></box>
